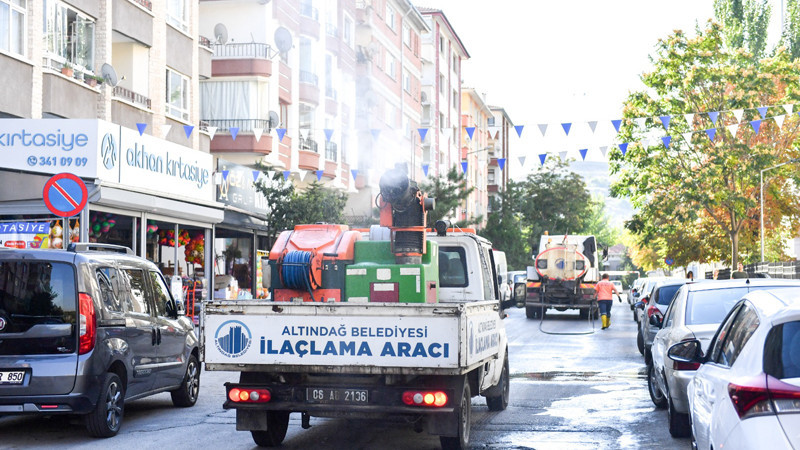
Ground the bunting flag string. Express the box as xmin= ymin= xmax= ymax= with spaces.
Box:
xmin=183 ymin=125 xmax=194 ymax=139
xmin=253 ymin=127 xmax=263 ymax=142
xmin=498 ymin=158 xmax=506 ymax=170
xmin=136 ymin=123 xmax=147 ymax=136
xmin=229 ymin=127 xmax=239 ymax=141
xmin=514 ymin=125 xmax=524 ymax=138
xmin=588 ymin=121 xmax=598 ymax=133
xmin=161 ymin=124 xmax=172 ymax=139
xmin=351 ymin=169 xmax=358 ymax=180
xmin=561 ymin=123 xmax=572 ymax=136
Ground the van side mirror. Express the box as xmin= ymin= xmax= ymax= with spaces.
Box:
xmin=513 ymin=282 xmax=526 ymax=308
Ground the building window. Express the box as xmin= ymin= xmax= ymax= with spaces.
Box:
xmin=1 ymin=0 xmax=25 ymax=56
xmin=403 ymin=70 xmax=410 ymax=93
xmin=385 ymin=104 xmax=395 ymax=127
xmin=43 ymin=1 xmax=95 ymax=72
xmin=166 ymin=0 xmax=189 ymax=33
xmin=452 ymin=89 xmax=457 ymax=109
xmin=385 ymin=4 xmax=395 ymax=31
xmin=488 ymin=117 xmax=495 ymax=127
xmin=166 ymin=68 xmax=189 ymax=121
xmin=488 ymin=169 xmax=495 ymax=185
xmin=403 ymin=24 xmax=410 ymax=47
xmin=439 ymin=35 xmax=445 ymax=52
xmin=452 ymin=53 xmax=458 ymax=68
xmin=440 ymin=113 xmax=445 ymax=128
xmin=343 ymin=15 xmax=353 ymax=48
xmin=439 ymin=74 xmax=445 ymax=94
xmin=299 ymin=103 xmax=315 ymax=129
xmin=385 ymin=54 xmax=395 ymax=79
xmin=279 ymin=102 xmax=288 ymax=129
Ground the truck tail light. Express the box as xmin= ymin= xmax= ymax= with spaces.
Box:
xmin=228 ymin=388 xmax=272 ymax=403
xmin=402 ymin=390 xmax=447 ymax=407
xmin=78 ymin=293 xmax=96 ymax=355
xmin=729 ymin=374 xmax=800 ymax=419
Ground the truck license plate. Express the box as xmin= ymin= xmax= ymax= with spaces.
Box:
xmin=0 ymin=371 xmax=24 ymax=385
xmin=306 ymin=388 xmax=368 ymax=404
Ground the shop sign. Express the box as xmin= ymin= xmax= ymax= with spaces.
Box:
xmin=0 ymin=220 xmax=77 ymax=249
xmin=216 ymin=160 xmax=269 ymax=214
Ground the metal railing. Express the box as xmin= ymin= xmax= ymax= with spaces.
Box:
xmin=299 ymin=2 xmax=319 ymax=20
xmin=130 ymin=0 xmax=152 ymax=11
xmin=113 ymin=86 xmax=152 ymax=109
xmin=199 ymin=36 xmax=212 ymax=49
xmin=299 ymin=138 xmax=318 ymax=153
xmin=211 ymin=43 xmax=273 ymax=59
xmin=325 ymin=141 xmax=338 ymax=161
xmin=299 ymin=70 xmax=318 ymax=85
xmin=325 ymin=86 xmax=338 ymax=100
xmin=203 ymin=119 xmax=272 ymax=132
xmin=326 ymin=23 xmax=339 ymax=37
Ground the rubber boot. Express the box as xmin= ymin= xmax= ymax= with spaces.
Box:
xmin=601 ymin=314 xmax=609 ymax=330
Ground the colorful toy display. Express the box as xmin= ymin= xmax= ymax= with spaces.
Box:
xmin=89 ymin=212 xmax=116 ymax=240
xmin=185 ymin=232 xmax=205 ymax=267
xmin=158 ymin=229 xmax=190 ymax=247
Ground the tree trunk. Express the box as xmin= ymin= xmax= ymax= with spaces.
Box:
xmin=730 ymin=229 xmax=739 ymax=272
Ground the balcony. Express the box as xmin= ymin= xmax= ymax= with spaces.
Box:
xmin=211 ymin=43 xmax=274 ymax=77
xmin=325 ymin=86 xmax=338 ymax=115
xmin=299 ymin=1 xmax=320 ymax=39
xmin=130 ymin=0 xmax=152 ymax=10
xmin=298 ymin=70 xmax=320 ymax=105
xmin=113 ymin=86 xmax=151 ymax=110
xmin=298 ymin=139 xmax=320 ymax=171
xmin=279 ymin=62 xmax=292 ymax=103
xmin=323 ymin=159 xmax=337 ymax=179
xmin=299 ymin=137 xmax=319 ymax=153
xmin=205 ymin=119 xmax=274 ymax=155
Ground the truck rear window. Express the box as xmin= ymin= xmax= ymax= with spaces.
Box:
xmin=439 ymin=247 xmax=467 ymax=288
xmin=0 ymin=261 xmax=77 ymax=355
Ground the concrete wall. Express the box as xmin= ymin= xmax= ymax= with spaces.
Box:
xmin=41 ymin=73 xmax=99 ymax=118
xmin=166 ymin=26 xmax=194 ymax=76
xmin=0 ymin=55 xmax=33 ymax=117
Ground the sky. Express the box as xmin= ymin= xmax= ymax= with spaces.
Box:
xmin=422 ymin=0 xmax=785 ymax=179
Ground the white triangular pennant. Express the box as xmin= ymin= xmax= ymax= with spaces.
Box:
xmin=640 ymin=138 xmax=650 ymax=148
xmin=161 ymin=124 xmax=172 ymax=139
xmin=599 ymin=146 xmax=608 ymax=157
xmin=682 ymin=132 xmax=694 ymax=146
xmin=587 ymin=121 xmax=598 ymax=133
xmin=683 ymin=113 xmax=694 ymax=127
xmin=297 ymin=170 xmax=307 ymax=181
xmin=559 ymin=151 xmax=568 ymax=160
xmin=253 ymin=128 xmax=263 ymax=142
xmin=774 ymin=114 xmax=786 ymax=130
xmin=518 ymin=156 xmax=526 ymax=166
xmin=207 ymin=126 xmax=218 ymax=140
xmin=299 ymin=128 xmax=309 ymax=140
xmin=732 ymin=109 xmax=744 ymax=123
xmin=783 ymin=104 xmax=794 ymax=115
xmin=635 ymin=117 xmax=647 ymax=130
xmin=726 ymin=123 xmax=739 ymax=137
xmin=266 ymin=170 xmax=275 ymax=179
xmin=538 ymin=124 xmax=548 ymax=136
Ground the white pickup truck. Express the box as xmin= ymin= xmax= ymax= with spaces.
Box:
xmin=203 ymin=229 xmax=520 ymax=449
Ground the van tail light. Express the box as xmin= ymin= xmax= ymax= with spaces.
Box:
xmin=647 ymin=304 xmax=660 ymax=319
xmin=228 ymin=387 xmax=271 ymax=403
xmin=78 ymin=293 xmax=96 ymax=355
xmin=672 ymin=361 xmax=701 ymax=371
xmin=402 ymin=390 xmax=448 ymax=407
xmin=728 ymin=374 xmax=800 ymax=419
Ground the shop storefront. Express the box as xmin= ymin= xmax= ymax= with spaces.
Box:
xmin=213 ymin=159 xmax=271 ymax=300
xmin=0 ymin=119 xmax=223 ymax=305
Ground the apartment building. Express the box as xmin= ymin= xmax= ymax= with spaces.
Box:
xmin=418 ymin=7 xmax=468 ymax=180
xmin=487 ymin=106 xmax=513 ymax=212
xmin=460 ymin=88 xmax=490 ymax=226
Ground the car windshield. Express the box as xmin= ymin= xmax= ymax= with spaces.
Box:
xmin=686 ymin=286 xmax=797 ymax=325
xmin=656 ymin=284 xmax=683 ymax=306
xmin=765 ymin=321 xmax=800 ymax=380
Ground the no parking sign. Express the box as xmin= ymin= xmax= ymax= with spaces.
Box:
xmin=43 ymin=173 xmax=88 ymax=217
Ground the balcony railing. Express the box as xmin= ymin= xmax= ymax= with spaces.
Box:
xmin=203 ymin=119 xmax=273 ymax=132
xmin=299 ymin=2 xmax=319 ymax=21
xmin=113 ymin=86 xmax=152 ymax=109
xmin=211 ymin=43 xmax=273 ymax=59
xmin=299 ymin=70 xmax=318 ymax=85
xmin=325 ymin=141 xmax=338 ymax=161
xmin=130 ymin=0 xmax=152 ymax=11
xmin=326 ymin=23 xmax=339 ymax=37
xmin=199 ymin=36 xmax=212 ymax=49
xmin=299 ymin=138 xmax=319 ymax=153
xmin=325 ymin=86 xmax=338 ymax=100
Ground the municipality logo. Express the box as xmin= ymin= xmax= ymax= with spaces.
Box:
xmin=100 ymin=133 xmax=117 ymax=170
xmin=214 ymin=320 xmax=252 ymax=358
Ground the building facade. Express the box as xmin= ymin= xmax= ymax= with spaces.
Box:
xmin=460 ymin=88 xmax=491 ymax=226
xmin=487 ymin=106 xmax=513 ymax=212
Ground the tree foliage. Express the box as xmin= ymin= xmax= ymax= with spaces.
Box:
xmin=714 ymin=0 xmax=771 ymax=59
xmin=478 ymin=181 xmax=529 ymax=270
xmin=781 ymin=0 xmax=800 ymax=60
xmin=419 ymin=166 xmax=476 ymax=227
xmin=610 ymin=22 xmax=800 ymax=269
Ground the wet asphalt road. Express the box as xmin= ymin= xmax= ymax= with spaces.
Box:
xmin=0 ymin=299 xmax=690 ymax=449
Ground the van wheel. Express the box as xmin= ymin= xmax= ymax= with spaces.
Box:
xmin=486 ymin=356 xmax=509 ymax=411
xmin=171 ymin=354 xmax=200 ymax=407
xmin=440 ymin=378 xmax=471 ymax=450
xmin=85 ymin=372 xmax=125 ymax=437
xmin=251 ymin=411 xmax=290 ymax=447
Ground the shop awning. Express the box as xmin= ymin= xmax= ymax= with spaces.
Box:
xmin=91 ymin=185 xmax=225 ymax=224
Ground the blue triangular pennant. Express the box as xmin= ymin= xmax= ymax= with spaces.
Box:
xmin=561 ymin=123 xmax=572 ymax=136
xmin=750 ymin=119 xmax=762 ymax=134
xmin=498 ymin=158 xmax=506 ymax=170
xmin=465 ymin=127 xmax=476 ymax=140
xmin=351 ymin=169 xmax=358 ymax=180
xmin=422 ymin=164 xmax=429 ymax=176
xmin=707 ymin=111 xmax=719 ymax=125
xmin=276 ymin=128 xmax=286 ymax=142
xmin=230 ymin=127 xmax=239 ymax=140
xmin=461 ymin=161 xmax=468 ymax=174
xmin=611 ymin=119 xmax=622 ymax=132
xmin=418 ymin=128 xmax=428 ymax=141
xmin=659 ymin=115 xmax=671 ymax=130
xmin=282 ymin=170 xmax=291 ymax=180
xmin=371 ymin=129 xmax=381 ymax=140
xmin=662 ymin=136 xmax=671 ymax=148
xmin=252 ymin=170 xmax=260 ymax=182
xmin=316 ymin=170 xmax=323 ymax=181
xmin=705 ymin=128 xmax=717 ymax=141
xmin=183 ymin=125 xmax=194 ymax=138
xmin=619 ymin=143 xmax=629 ymax=155
xmin=579 ymin=149 xmax=588 ymax=160
xmin=222 ymin=170 xmax=229 ymax=181
xmin=324 ymin=129 xmax=334 ymax=142
xmin=514 ymin=125 xmax=524 ymax=137
xmin=136 ymin=123 xmax=147 ymax=136
xmin=757 ymin=107 xmax=768 ymax=119
xmin=539 ymin=154 xmax=547 ymax=166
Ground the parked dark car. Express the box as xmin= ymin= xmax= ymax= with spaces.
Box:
xmin=639 ymin=278 xmax=687 ymax=363
xmin=0 ymin=244 xmax=200 ymax=437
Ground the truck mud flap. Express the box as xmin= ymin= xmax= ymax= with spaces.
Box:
xmin=237 ymin=409 xmax=268 ymax=431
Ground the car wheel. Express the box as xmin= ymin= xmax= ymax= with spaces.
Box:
xmin=633 ymin=309 xmax=637 ymax=321
xmin=171 ymin=354 xmax=200 ymax=407
xmin=647 ymin=364 xmax=667 ymax=409
xmin=440 ymin=378 xmax=471 ymax=450
xmin=668 ymin=395 xmax=692 ymax=437
xmin=579 ymin=308 xmax=589 ymax=320
xmin=525 ymin=306 xmax=536 ymax=319
xmin=644 ymin=345 xmax=652 ymax=366
xmin=486 ymin=356 xmax=509 ymax=411
xmin=85 ymin=372 xmax=125 ymax=437
xmin=251 ymin=411 xmax=290 ymax=447
xmin=637 ymin=330 xmax=645 ymax=355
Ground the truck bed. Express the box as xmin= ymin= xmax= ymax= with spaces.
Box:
xmin=203 ymin=300 xmax=503 ymax=376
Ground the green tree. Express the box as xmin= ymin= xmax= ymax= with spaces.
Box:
xmin=419 ymin=166 xmax=476 ymax=227
xmin=781 ymin=0 xmax=800 ymax=59
xmin=714 ymin=0 xmax=772 ymax=59
xmin=610 ymin=23 xmax=800 ymax=269
xmin=254 ymin=165 xmax=297 ymax=248
xmin=479 ymin=181 xmax=529 ymax=270
xmin=584 ymin=195 xmax=622 ymax=250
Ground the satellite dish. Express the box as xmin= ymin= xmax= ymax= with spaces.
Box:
xmin=268 ymin=111 xmax=280 ymax=129
xmin=214 ymin=23 xmax=229 ymax=44
xmin=274 ymin=27 xmax=292 ymax=53
xmin=101 ymin=63 xmax=119 ymax=87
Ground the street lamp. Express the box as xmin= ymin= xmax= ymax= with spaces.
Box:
xmin=760 ymin=158 xmax=800 ymax=261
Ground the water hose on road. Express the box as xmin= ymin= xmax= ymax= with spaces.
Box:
xmin=536 ymin=299 xmax=599 ymax=336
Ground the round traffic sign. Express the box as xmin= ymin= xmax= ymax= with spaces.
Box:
xmin=43 ymin=173 xmax=88 ymax=217
xmin=665 ymin=257 xmax=674 ymax=266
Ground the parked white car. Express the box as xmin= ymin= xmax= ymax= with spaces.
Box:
xmin=669 ymin=288 xmax=800 ymax=449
